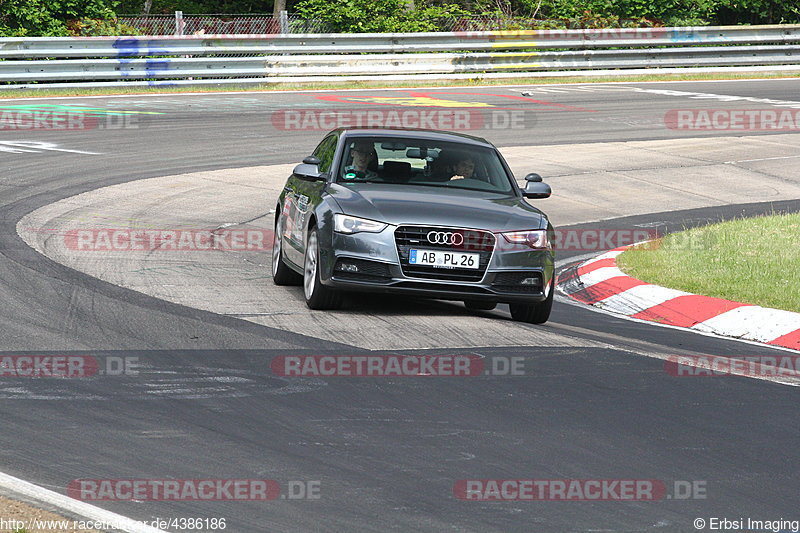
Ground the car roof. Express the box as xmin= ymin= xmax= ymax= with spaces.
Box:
xmin=333 ymin=128 xmax=495 ymax=148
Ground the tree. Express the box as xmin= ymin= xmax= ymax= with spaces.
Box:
xmin=294 ymin=0 xmax=467 ymax=32
xmin=718 ymin=0 xmax=800 ymax=24
xmin=0 ymin=0 xmax=120 ymax=36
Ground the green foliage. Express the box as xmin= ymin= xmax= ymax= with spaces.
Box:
xmin=562 ymin=11 xmax=655 ymax=28
xmin=423 ymin=0 xmax=798 ymax=25
xmin=295 ymin=0 xmax=469 ymax=32
xmin=68 ymin=18 xmax=142 ymax=35
xmin=662 ymin=15 xmax=709 ymax=25
xmin=114 ymin=0 xmax=273 ymax=15
xmin=4 ymin=0 xmax=799 ymax=36
xmin=717 ymin=0 xmax=800 ymax=24
xmin=0 ymin=0 xmax=120 ymax=36
xmin=293 ymin=0 xmax=721 ymax=30
xmin=530 ymin=0 xmax=714 ymax=25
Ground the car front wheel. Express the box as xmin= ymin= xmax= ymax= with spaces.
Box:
xmin=304 ymin=227 xmax=343 ymax=310
xmin=509 ymin=280 xmax=553 ymax=324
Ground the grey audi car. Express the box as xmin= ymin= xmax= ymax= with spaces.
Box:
xmin=272 ymin=128 xmax=555 ymax=323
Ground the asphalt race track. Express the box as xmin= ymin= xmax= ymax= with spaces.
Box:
xmin=0 ymin=79 xmax=799 ymax=532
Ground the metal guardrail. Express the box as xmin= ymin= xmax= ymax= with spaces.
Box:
xmin=0 ymin=25 xmax=798 ymax=88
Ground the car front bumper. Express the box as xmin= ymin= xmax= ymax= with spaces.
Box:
xmin=319 ymin=227 xmax=554 ymax=303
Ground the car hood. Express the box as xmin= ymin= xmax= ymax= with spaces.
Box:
xmin=327 ymin=183 xmax=546 ymax=231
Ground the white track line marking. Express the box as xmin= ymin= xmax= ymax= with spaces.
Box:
xmin=725 ymin=155 xmax=800 ymax=164
xmin=0 ymin=471 xmax=165 ymax=533
xmin=0 ymin=141 xmax=100 ymax=155
xmin=0 ymin=77 xmax=798 ymax=102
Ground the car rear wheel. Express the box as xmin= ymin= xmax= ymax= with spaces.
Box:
xmin=509 ymin=280 xmax=553 ymax=324
xmin=304 ymin=227 xmax=343 ymax=310
xmin=464 ymin=300 xmax=497 ymax=311
xmin=272 ymin=212 xmax=302 ymax=286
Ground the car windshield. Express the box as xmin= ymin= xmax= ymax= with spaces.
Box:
xmin=337 ymin=136 xmax=517 ymax=194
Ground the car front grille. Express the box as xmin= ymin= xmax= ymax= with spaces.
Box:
xmin=394 ymin=225 xmax=495 ymax=282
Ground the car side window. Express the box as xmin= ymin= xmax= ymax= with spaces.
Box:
xmin=312 ymin=135 xmax=338 ymax=174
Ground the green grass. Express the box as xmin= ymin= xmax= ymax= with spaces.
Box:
xmin=1 ymin=70 xmax=799 ymax=99
xmin=617 ymin=213 xmax=800 ymax=313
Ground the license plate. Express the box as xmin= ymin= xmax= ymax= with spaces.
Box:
xmin=408 ymin=249 xmax=480 ymax=269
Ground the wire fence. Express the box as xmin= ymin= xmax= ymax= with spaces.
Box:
xmin=116 ymin=14 xmax=651 ymax=36
xmin=117 ymin=14 xmax=332 ymax=35
xmin=447 ymin=16 xmax=557 ymax=31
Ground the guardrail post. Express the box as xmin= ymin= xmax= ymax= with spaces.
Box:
xmin=175 ymin=11 xmax=185 ymax=37
xmin=279 ymin=10 xmax=289 ymax=35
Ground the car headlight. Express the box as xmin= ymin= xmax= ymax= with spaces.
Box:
xmin=334 ymin=214 xmax=388 ymax=234
xmin=501 ymin=230 xmax=549 ymax=249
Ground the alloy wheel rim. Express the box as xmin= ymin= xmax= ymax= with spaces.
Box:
xmin=272 ymin=217 xmax=282 ymax=276
xmin=304 ymin=232 xmax=317 ymax=300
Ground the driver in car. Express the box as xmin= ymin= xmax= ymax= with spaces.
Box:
xmin=449 ymin=154 xmax=477 ymax=181
xmin=344 ymin=141 xmax=378 ymax=180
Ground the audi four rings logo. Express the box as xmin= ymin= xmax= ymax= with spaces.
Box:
xmin=427 ymin=231 xmax=464 ymax=245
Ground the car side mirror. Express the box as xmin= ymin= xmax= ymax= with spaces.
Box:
xmin=524 ymin=173 xmax=543 ymax=182
xmin=522 ymin=180 xmax=551 ymax=199
xmin=293 ymin=162 xmax=326 ymax=181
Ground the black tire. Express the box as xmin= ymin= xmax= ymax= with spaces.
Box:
xmin=272 ymin=211 xmax=302 ymax=286
xmin=509 ymin=280 xmax=554 ymax=324
xmin=303 ymin=227 xmax=343 ymax=310
xmin=464 ymin=300 xmax=497 ymax=311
